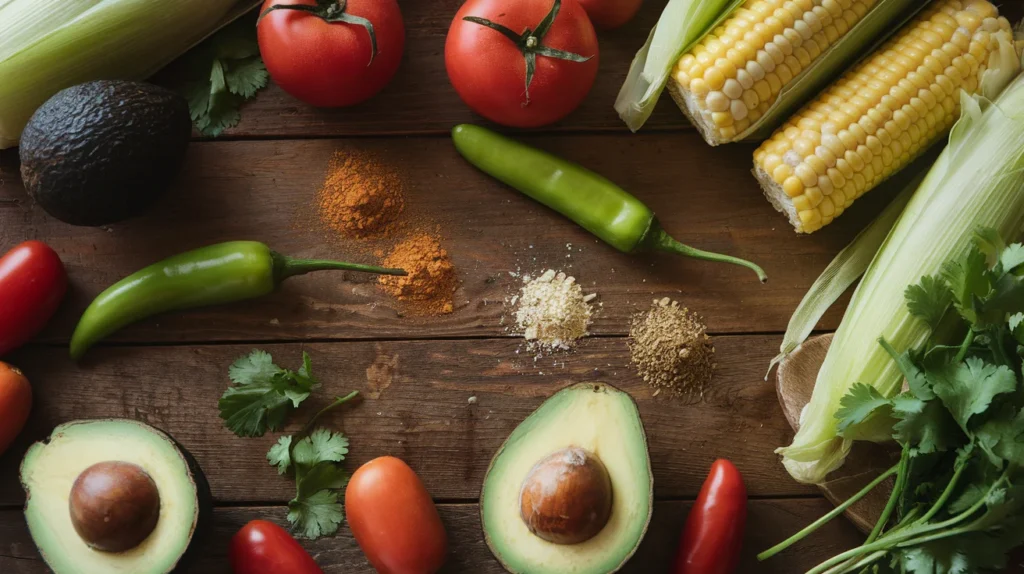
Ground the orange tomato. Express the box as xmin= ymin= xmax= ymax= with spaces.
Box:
xmin=345 ymin=457 xmax=447 ymax=574
xmin=0 ymin=362 xmax=31 ymax=456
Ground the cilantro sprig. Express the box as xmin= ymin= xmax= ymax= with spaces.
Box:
xmin=219 ymin=350 xmax=319 ymax=437
xmin=268 ymin=391 xmax=360 ymax=539
xmin=761 ymin=229 xmax=1024 ymax=573
xmin=170 ymin=13 xmax=269 ymax=137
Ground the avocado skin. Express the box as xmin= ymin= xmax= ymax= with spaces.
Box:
xmin=19 ymin=80 xmax=191 ymax=226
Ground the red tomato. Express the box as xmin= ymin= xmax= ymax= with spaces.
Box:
xmin=346 ymin=457 xmax=447 ymax=574
xmin=577 ymin=0 xmax=643 ymax=30
xmin=0 ymin=241 xmax=67 ymax=357
xmin=230 ymin=520 xmax=323 ymax=574
xmin=445 ymin=0 xmax=599 ymax=128
xmin=673 ymin=459 xmax=747 ymax=574
xmin=257 ymin=0 xmax=405 ymax=107
xmin=0 ymin=362 xmax=31 ymax=457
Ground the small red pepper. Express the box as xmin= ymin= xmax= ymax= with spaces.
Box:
xmin=673 ymin=459 xmax=747 ymax=574
xmin=0 ymin=241 xmax=67 ymax=357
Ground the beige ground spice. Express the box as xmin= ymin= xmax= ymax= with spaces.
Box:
xmin=317 ymin=151 xmax=404 ymax=238
xmin=629 ymin=298 xmax=715 ymax=395
xmin=513 ymin=270 xmax=596 ymax=352
xmin=378 ymin=233 xmax=457 ymax=316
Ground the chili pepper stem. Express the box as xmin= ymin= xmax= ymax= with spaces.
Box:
xmin=648 ymin=225 xmax=767 ymax=283
xmin=273 ymin=253 xmax=407 ymax=281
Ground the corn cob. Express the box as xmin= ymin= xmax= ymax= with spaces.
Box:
xmin=754 ymin=0 xmax=1017 ymax=234
xmin=668 ymin=0 xmax=923 ymax=145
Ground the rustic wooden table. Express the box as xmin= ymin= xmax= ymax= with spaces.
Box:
xmin=6 ymin=1 xmax=1024 ymax=572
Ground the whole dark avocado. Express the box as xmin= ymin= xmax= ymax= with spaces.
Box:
xmin=19 ymin=81 xmax=191 ymax=226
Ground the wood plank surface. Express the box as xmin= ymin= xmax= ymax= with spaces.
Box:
xmin=0 ymin=499 xmax=867 ymax=574
xmin=0 ymin=134 xmax=904 ymax=343
xmin=0 ymin=335 xmax=815 ymax=505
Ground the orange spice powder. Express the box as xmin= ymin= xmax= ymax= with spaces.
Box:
xmin=378 ymin=232 xmax=457 ymax=316
xmin=317 ymin=151 xmax=404 ymax=238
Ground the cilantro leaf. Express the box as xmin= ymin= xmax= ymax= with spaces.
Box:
xmin=836 ymin=383 xmax=892 ymax=437
xmin=293 ymin=429 xmax=349 ymax=470
xmin=225 ymin=57 xmax=269 ymax=99
xmin=297 ymin=462 xmax=350 ymax=498
xmin=268 ymin=436 xmax=293 ymax=475
xmin=287 ymin=489 xmax=344 ymax=539
xmin=1010 ymin=313 xmax=1024 ymax=345
xmin=229 ymin=349 xmax=281 ymax=385
xmin=1000 ymin=243 xmax=1024 ymax=275
xmin=167 ymin=14 xmax=268 ymax=137
xmin=219 ymin=350 xmax=318 ymax=437
xmin=942 ymin=246 xmax=989 ymax=321
xmin=892 ymin=395 xmax=961 ymax=455
xmin=881 ymin=338 xmax=932 ymax=399
xmin=930 ymin=357 xmax=1016 ymax=432
xmin=977 ymin=408 xmax=1024 ymax=467
xmin=906 ymin=275 xmax=954 ymax=330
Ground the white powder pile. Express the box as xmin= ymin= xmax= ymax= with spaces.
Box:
xmin=513 ymin=270 xmax=596 ymax=352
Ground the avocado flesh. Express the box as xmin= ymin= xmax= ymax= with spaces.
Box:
xmin=481 ymin=383 xmax=653 ymax=574
xmin=21 ymin=419 xmax=199 ymax=574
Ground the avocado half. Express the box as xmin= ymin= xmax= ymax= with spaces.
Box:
xmin=481 ymin=383 xmax=653 ymax=574
xmin=20 ymin=419 xmax=205 ymax=574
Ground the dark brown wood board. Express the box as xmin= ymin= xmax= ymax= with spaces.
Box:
xmin=5 ymin=1 xmax=1024 ymax=572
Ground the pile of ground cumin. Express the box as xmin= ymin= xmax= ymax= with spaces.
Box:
xmin=378 ymin=233 xmax=457 ymax=316
xmin=317 ymin=151 xmax=404 ymax=238
xmin=629 ymin=298 xmax=715 ymax=396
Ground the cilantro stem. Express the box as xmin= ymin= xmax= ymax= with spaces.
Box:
xmin=866 ymin=447 xmax=909 ymax=544
xmin=805 ymin=468 xmax=1011 ymax=574
xmin=954 ymin=328 xmax=975 ymax=363
xmin=758 ymin=463 xmax=899 ymax=562
xmin=821 ymin=550 xmax=886 ymax=574
xmin=914 ymin=460 xmax=966 ymax=524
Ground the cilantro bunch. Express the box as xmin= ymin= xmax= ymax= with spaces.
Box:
xmin=220 ymin=350 xmax=359 ymax=539
xmin=762 ymin=229 xmax=1024 ymax=574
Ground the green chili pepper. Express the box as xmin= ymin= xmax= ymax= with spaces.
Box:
xmin=451 ymin=124 xmax=767 ymax=282
xmin=70 ymin=241 xmax=406 ymax=359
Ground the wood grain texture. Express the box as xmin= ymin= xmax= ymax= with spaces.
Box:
xmin=0 ymin=335 xmax=814 ymax=505
xmin=0 ymin=499 xmax=867 ymax=573
xmin=0 ymin=134 xmax=904 ymax=343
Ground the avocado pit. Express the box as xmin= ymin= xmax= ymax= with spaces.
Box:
xmin=69 ymin=461 xmax=161 ymax=552
xmin=519 ymin=446 xmax=612 ymax=545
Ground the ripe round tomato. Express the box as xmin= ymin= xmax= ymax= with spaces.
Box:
xmin=257 ymin=0 xmax=405 ymax=107
xmin=0 ymin=362 xmax=30 ymax=457
xmin=230 ymin=520 xmax=323 ymax=574
xmin=0 ymin=240 xmax=67 ymax=357
xmin=445 ymin=0 xmax=599 ymax=128
xmin=346 ymin=457 xmax=447 ymax=574
xmin=577 ymin=0 xmax=643 ymax=30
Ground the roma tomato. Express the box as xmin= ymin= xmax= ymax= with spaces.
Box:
xmin=673 ymin=459 xmax=747 ymax=574
xmin=0 ymin=241 xmax=67 ymax=357
xmin=230 ymin=520 xmax=323 ymax=574
xmin=257 ymin=0 xmax=405 ymax=107
xmin=577 ymin=0 xmax=642 ymax=30
xmin=0 ymin=362 xmax=30 ymax=457
xmin=445 ymin=0 xmax=599 ymax=128
xmin=346 ymin=457 xmax=447 ymax=574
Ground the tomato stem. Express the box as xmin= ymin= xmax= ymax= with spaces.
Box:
xmin=259 ymin=0 xmax=379 ymax=66
xmin=461 ymin=0 xmax=593 ymax=104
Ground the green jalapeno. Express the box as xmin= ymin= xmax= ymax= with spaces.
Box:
xmin=451 ymin=124 xmax=766 ymax=282
xmin=70 ymin=241 xmax=405 ymax=359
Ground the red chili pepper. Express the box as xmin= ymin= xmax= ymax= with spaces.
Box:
xmin=673 ymin=459 xmax=747 ymax=574
xmin=0 ymin=241 xmax=67 ymax=357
